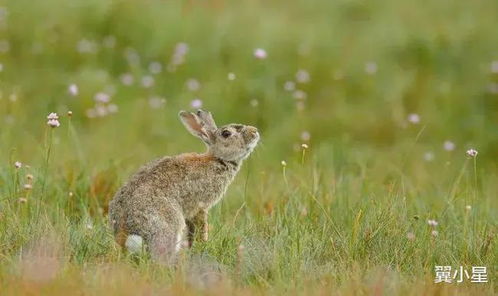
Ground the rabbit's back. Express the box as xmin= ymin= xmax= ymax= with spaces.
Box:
xmin=109 ymin=153 xmax=239 ymax=237
xmin=109 ymin=156 xmax=173 ymax=239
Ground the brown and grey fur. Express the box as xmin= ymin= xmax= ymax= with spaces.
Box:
xmin=108 ymin=109 xmax=259 ymax=263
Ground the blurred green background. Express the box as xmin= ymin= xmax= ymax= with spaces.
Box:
xmin=1 ymin=0 xmax=497 ymax=163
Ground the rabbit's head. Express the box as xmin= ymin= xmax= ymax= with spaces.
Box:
xmin=179 ymin=110 xmax=259 ymax=162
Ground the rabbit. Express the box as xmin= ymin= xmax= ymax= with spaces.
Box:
xmin=108 ymin=109 xmax=259 ymax=264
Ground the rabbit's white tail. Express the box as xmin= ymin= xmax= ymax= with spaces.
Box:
xmin=125 ymin=234 xmax=144 ymax=253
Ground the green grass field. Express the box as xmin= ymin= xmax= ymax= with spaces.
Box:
xmin=0 ymin=0 xmax=497 ymax=294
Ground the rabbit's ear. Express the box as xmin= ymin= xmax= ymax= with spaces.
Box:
xmin=179 ymin=111 xmax=213 ymax=144
xmin=195 ymin=109 xmax=217 ymax=131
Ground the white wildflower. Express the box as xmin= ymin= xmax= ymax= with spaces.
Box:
xmin=293 ymin=90 xmax=307 ymax=100
xmin=94 ymin=92 xmax=111 ymax=103
xmin=491 ymin=60 xmax=498 ymax=74
xmin=424 ymin=152 xmax=435 ymax=162
xmin=47 ymin=113 xmax=59 ymax=120
xmin=148 ymin=61 xmax=162 ymax=74
xmin=466 ymin=149 xmax=478 ymax=157
xmin=284 ymin=81 xmax=296 ymax=92
xmin=427 ymin=219 xmax=438 ymax=227
xmin=300 ymin=131 xmax=311 ymax=142
xmin=47 ymin=119 xmax=60 ymax=128
xmin=254 ymin=48 xmax=267 ymax=59
xmin=443 ymin=140 xmax=455 ymax=151
xmin=407 ymin=113 xmax=420 ymax=124
xmin=68 ymin=84 xmax=78 ymax=96
xmin=190 ymin=99 xmax=203 ymax=109
xmin=141 ymin=75 xmax=155 ymax=88
xmin=186 ymin=78 xmax=200 ymax=92
xmin=365 ymin=62 xmax=377 ymax=74
xmin=47 ymin=112 xmax=60 ymax=128
xmin=120 ymin=73 xmax=134 ymax=86
xmin=295 ymin=69 xmax=310 ymax=83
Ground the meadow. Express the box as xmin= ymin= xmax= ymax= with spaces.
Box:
xmin=0 ymin=0 xmax=497 ymax=294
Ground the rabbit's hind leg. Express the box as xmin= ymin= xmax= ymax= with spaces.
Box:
xmin=146 ymin=210 xmax=186 ymax=265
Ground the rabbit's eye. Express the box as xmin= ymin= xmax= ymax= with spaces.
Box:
xmin=221 ymin=130 xmax=231 ymax=138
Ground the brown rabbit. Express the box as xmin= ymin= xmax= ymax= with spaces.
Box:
xmin=108 ymin=109 xmax=259 ymax=263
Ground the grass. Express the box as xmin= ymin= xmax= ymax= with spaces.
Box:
xmin=0 ymin=0 xmax=497 ymax=294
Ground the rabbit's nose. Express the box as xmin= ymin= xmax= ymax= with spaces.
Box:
xmin=243 ymin=126 xmax=259 ymax=142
